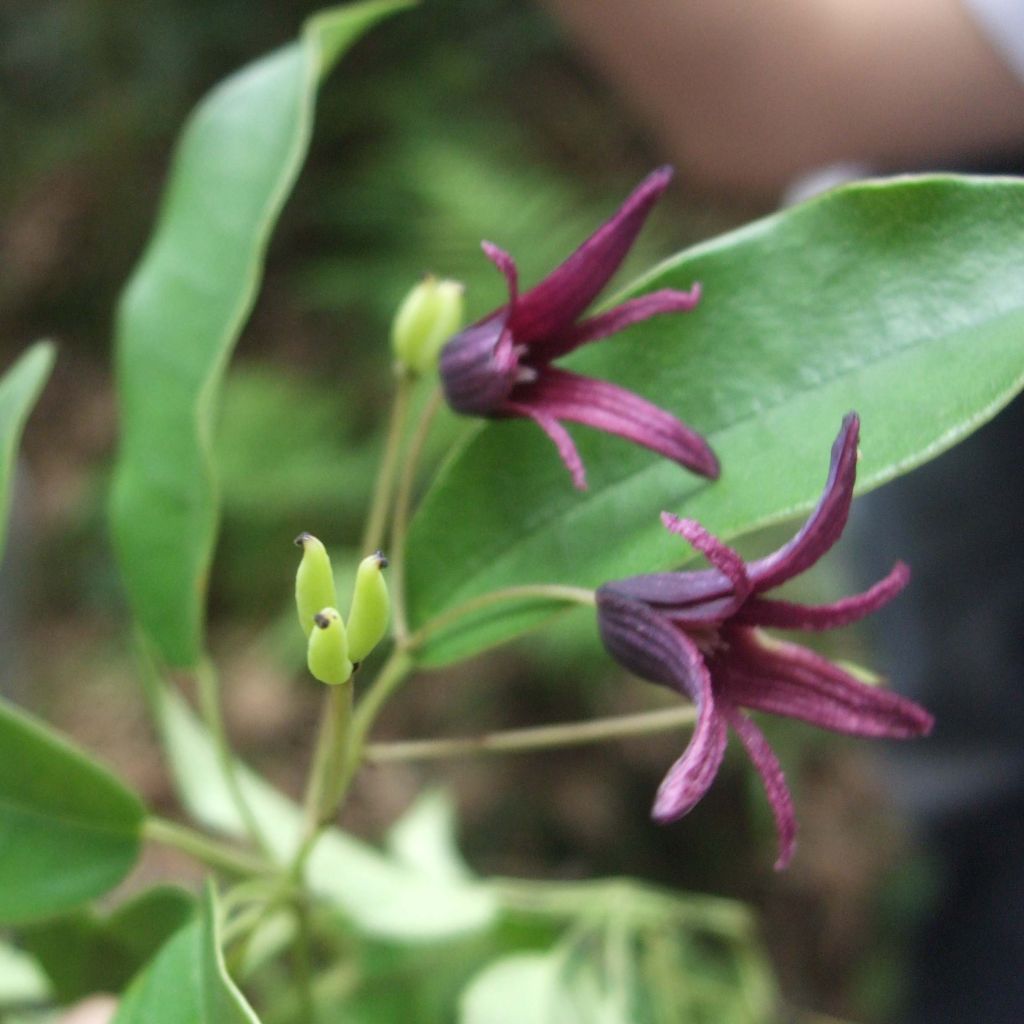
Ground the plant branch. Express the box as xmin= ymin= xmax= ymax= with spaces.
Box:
xmin=404 ymin=583 xmax=596 ymax=652
xmin=341 ymin=650 xmax=414 ymax=786
xmin=143 ymin=817 xmax=274 ymax=877
xmin=301 ymin=681 xmax=354 ymax=835
xmin=389 ymin=385 xmax=443 ymax=642
xmin=195 ymin=657 xmax=272 ymax=858
xmin=365 ymin=704 xmax=697 ymax=762
xmin=361 ymin=369 xmax=415 ymax=555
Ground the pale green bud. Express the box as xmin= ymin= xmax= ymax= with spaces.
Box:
xmin=346 ymin=551 xmax=390 ymax=663
xmin=391 ymin=275 xmax=464 ymax=375
xmin=295 ymin=533 xmax=338 ymax=637
xmin=307 ymin=607 xmax=353 ymax=685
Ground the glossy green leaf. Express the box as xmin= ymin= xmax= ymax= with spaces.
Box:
xmin=0 ymin=699 xmax=145 ymax=924
xmin=140 ymin=668 xmax=496 ymax=939
xmin=0 ymin=343 xmax=54 ymax=567
xmin=110 ymin=0 xmax=412 ymax=668
xmin=114 ymin=884 xmax=258 ymax=1024
xmin=406 ymin=176 xmax=1024 ymax=664
xmin=19 ymin=887 xmax=195 ymax=1003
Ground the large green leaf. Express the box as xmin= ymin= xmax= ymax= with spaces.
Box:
xmin=19 ymin=886 xmax=195 ymax=1003
xmin=140 ymin=669 xmax=496 ymax=939
xmin=0 ymin=343 xmax=54 ymax=567
xmin=110 ymin=0 xmax=412 ymax=668
xmin=406 ymin=176 xmax=1024 ymax=665
xmin=0 ymin=699 xmax=145 ymax=924
xmin=114 ymin=884 xmax=258 ymax=1024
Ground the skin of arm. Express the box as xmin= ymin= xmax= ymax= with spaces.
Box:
xmin=544 ymin=0 xmax=1024 ymax=199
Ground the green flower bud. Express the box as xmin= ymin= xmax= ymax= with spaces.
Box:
xmin=307 ymin=607 xmax=353 ymax=685
xmin=391 ymin=275 xmax=464 ymax=375
xmin=295 ymin=532 xmax=338 ymax=637
xmin=346 ymin=551 xmax=390 ymax=663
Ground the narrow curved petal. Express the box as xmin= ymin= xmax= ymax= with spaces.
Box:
xmin=509 ymin=167 xmax=674 ymax=344
xmin=531 ymin=285 xmax=701 ymax=362
xmin=721 ymin=702 xmax=798 ymax=870
xmin=595 ymin=590 xmax=728 ymax=823
xmin=661 ymin=513 xmax=753 ymax=605
xmin=748 ymin=413 xmax=859 ymax=591
xmin=736 ymin=562 xmax=910 ymax=630
xmin=512 ymin=367 xmax=719 ymax=479
xmin=505 ymin=400 xmax=587 ymax=490
xmin=481 ymin=240 xmax=519 ymax=305
xmin=652 ymin=698 xmax=728 ymax=823
xmin=718 ymin=628 xmax=934 ymax=738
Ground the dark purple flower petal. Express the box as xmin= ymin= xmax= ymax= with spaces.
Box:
xmin=600 ymin=569 xmax=735 ymax=611
xmin=661 ymin=513 xmax=752 ymax=607
xmin=736 ymin=561 xmax=910 ymax=630
xmin=508 ymin=166 xmax=675 ymax=345
xmin=595 ymin=589 xmax=729 ymax=822
xmin=748 ymin=413 xmax=859 ymax=591
xmin=717 ymin=628 xmax=934 ymax=739
xmin=652 ymin=697 xmax=728 ymax=824
xmin=438 ymin=313 xmax=519 ymax=415
xmin=596 ymin=589 xmax=700 ymax=696
xmin=720 ymin=701 xmax=797 ymax=870
xmin=531 ymin=285 xmax=701 ymax=362
xmin=481 ymin=240 xmax=519 ymax=304
xmin=510 ymin=367 xmax=720 ymax=480
xmin=505 ymin=399 xmax=587 ymax=490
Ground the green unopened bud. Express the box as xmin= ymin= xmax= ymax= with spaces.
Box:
xmin=295 ymin=533 xmax=337 ymax=637
xmin=346 ymin=551 xmax=390 ymax=663
xmin=307 ymin=607 xmax=353 ymax=685
xmin=391 ymin=275 xmax=464 ymax=375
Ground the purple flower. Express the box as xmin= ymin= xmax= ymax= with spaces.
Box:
xmin=596 ymin=413 xmax=933 ymax=868
xmin=439 ymin=167 xmax=719 ymax=489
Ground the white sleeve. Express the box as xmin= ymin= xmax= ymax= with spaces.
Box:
xmin=962 ymin=0 xmax=1024 ymax=82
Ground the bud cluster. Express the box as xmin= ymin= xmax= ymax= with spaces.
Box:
xmin=294 ymin=533 xmax=390 ymax=685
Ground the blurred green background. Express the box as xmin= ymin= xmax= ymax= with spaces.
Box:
xmin=0 ymin=2 xmax=931 ymax=1020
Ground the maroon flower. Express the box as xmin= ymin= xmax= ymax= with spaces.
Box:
xmin=439 ymin=167 xmax=719 ymax=489
xmin=596 ymin=414 xmax=933 ymax=868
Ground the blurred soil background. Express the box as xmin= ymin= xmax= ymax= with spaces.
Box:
xmin=0 ymin=1 xmax=933 ymax=1020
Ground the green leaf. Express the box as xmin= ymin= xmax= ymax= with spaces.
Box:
xmin=463 ymin=883 xmax=779 ymax=1024
xmin=19 ymin=887 xmax=195 ymax=1003
xmin=406 ymin=176 xmax=1024 ymax=664
xmin=0 ymin=343 xmax=54 ymax=567
xmin=0 ymin=698 xmax=145 ymax=925
xmin=110 ymin=0 xmax=413 ymax=668
xmin=386 ymin=788 xmax=474 ymax=882
xmin=113 ymin=884 xmax=258 ymax=1024
xmin=460 ymin=954 xmax=561 ymax=1024
xmin=0 ymin=941 xmax=51 ymax=1006
xmin=140 ymin=669 xmax=496 ymax=940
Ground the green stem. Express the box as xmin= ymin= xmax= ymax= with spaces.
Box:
xmin=143 ymin=817 xmax=273 ymax=877
xmin=301 ymin=681 xmax=354 ymax=836
xmin=389 ymin=385 xmax=442 ymax=642
xmin=195 ymin=657 xmax=273 ymax=859
xmin=292 ymin=901 xmax=317 ymax=1023
xmin=337 ymin=650 xmax=413 ymax=796
xmin=365 ymin=704 xmax=697 ymax=763
xmin=404 ymin=583 xmax=596 ymax=652
xmin=361 ymin=369 xmax=415 ymax=555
